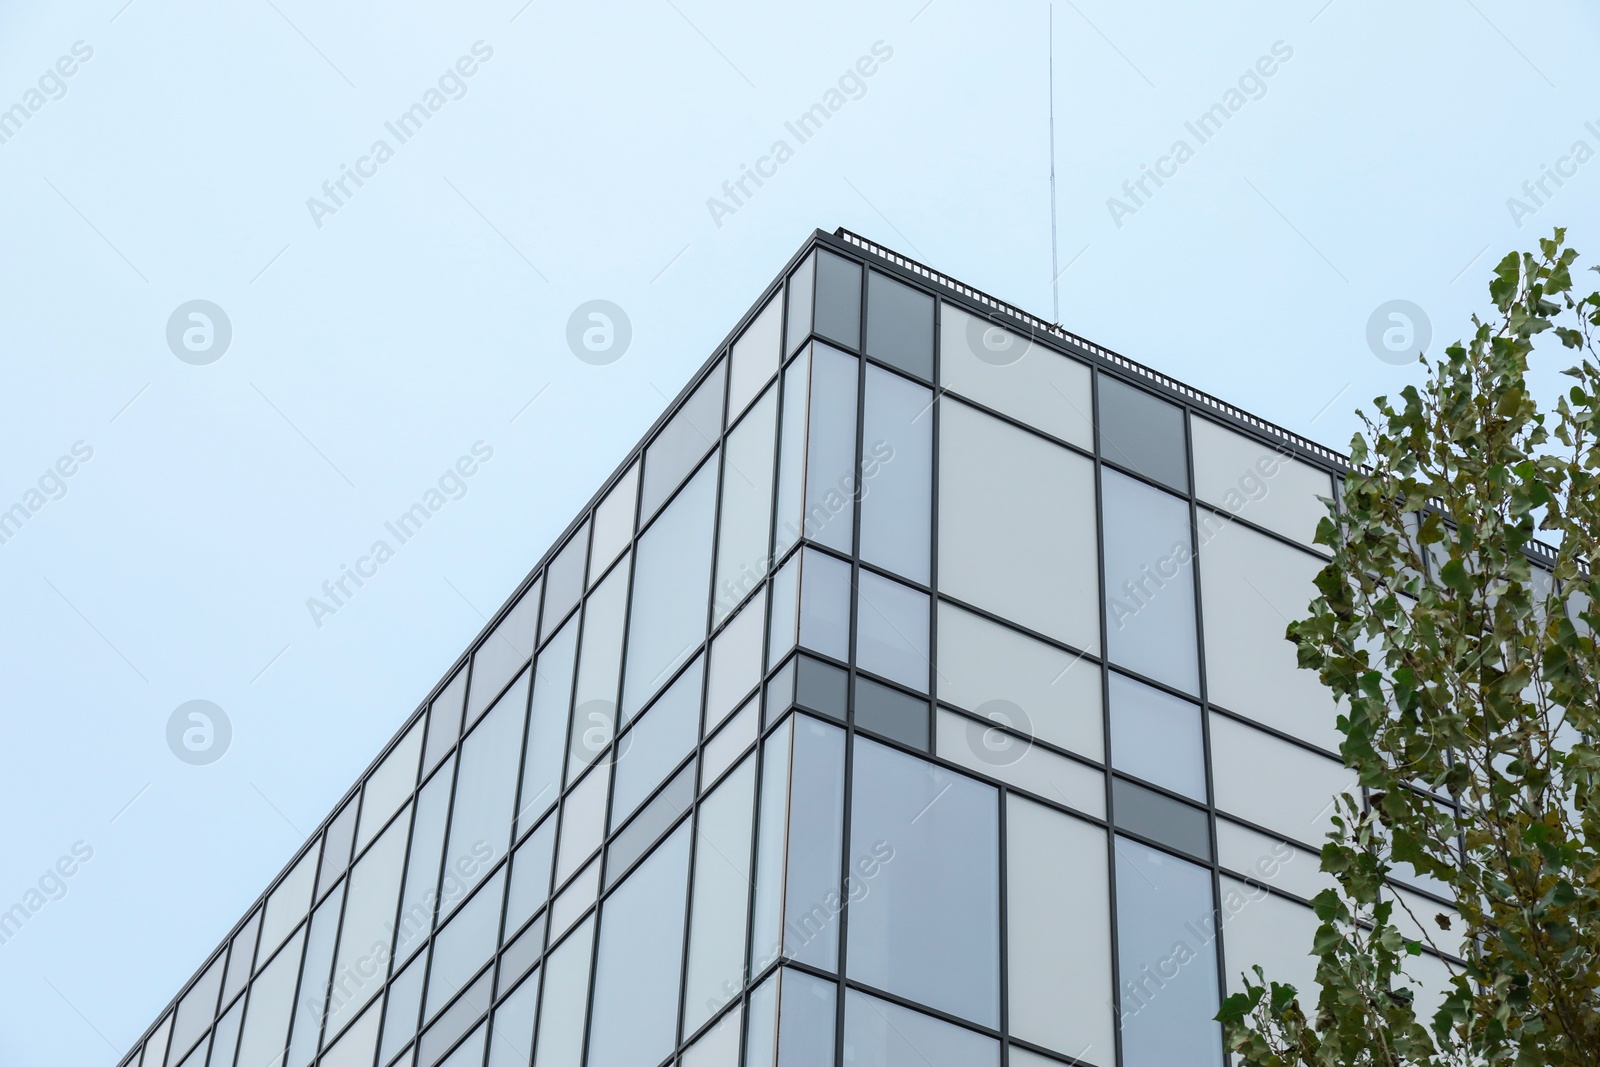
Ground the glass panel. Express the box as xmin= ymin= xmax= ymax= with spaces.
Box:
xmin=860 ymin=365 xmax=932 ymax=582
xmin=483 ymin=966 xmax=539 ymax=1067
xmin=1097 ymin=375 xmax=1190 ymax=493
xmin=540 ymin=521 xmax=589 ymax=642
xmin=317 ymin=801 xmax=358 ymax=901
xmin=813 ymin=251 xmax=862 ymax=350
xmin=504 ymin=816 xmax=556 ymax=937
xmin=285 ymin=889 xmax=341 ymax=1067
xmin=935 ymin=601 xmax=1102 ymax=761
xmin=842 ymin=988 xmax=999 ymax=1067
xmin=1006 ymin=795 xmax=1114 ymax=1060
xmin=795 ymin=656 xmax=848 ymax=722
xmin=748 ymin=716 xmax=792 ymax=975
xmin=143 ymin=1014 xmax=172 ymax=1067
xmin=1209 ymin=713 xmax=1353 ymax=846
xmin=705 ymin=590 xmax=764 ymax=731
xmin=798 ymin=549 xmax=851 ymax=662
xmin=174 ymin=1036 xmax=208 ymax=1067
xmin=170 ymin=954 xmax=224 ymax=1062
xmin=801 ymin=343 xmax=859 ymax=554
xmin=589 ymin=463 xmax=638 ymax=585
xmin=1113 ymin=776 xmax=1212 ymax=860
xmin=417 ymin=974 xmax=490 ymax=1067
xmin=855 ymin=570 xmax=929 ymax=692
xmin=775 ymin=969 xmax=836 ymax=1067
xmin=394 ymin=756 xmax=455 ymax=965
xmin=1109 ymin=672 xmax=1205 ymax=800
xmin=424 ymin=869 xmax=505 ymax=1019
xmin=605 ymin=761 xmax=695 ymax=888
xmin=745 ymin=971 xmax=778 ymax=1067
xmin=766 ymin=554 xmax=799 ymax=667
xmin=622 ymin=458 xmax=717 ymax=719
xmin=443 ymin=671 xmax=529 ymax=913
xmin=784 ymin=253 xmax=815 ymax=356
xmin=548 ymin=857 xmax=599 ymax=942
xmin=423 ymin=669 xmax=466 ymax=777
xmin=259 ymin=848 xmax=317 ymax=966
xmin=772 ymin=355 xmax=811 ymax=559
xmin=777 ymin=718 xmax=845 ymax=971
xmin=325 ymin=811 xmax=409 ymax=1037
xmin=641 ymin=360 xmax=726 ymax=520
xmin=730 ymin=295 xmax=783 ymax=420
xmin=1199 ymin=519 xmax=1339 ymax=749
xmin=208 ymin=997 xmax=243 ymax=1067
xmin=864 ymin=270 xmax=934 ymax=381
xmin=853 ymin=675 xmax=928 ymax=750
xmin=1219 ymin=875 xmax=1320 ymax=1002
xmin=1114 ymin=837 xmax=1223 ymax=1067
xmin=235 ymin=927 xmax=304 ymax=1067
xmin=555 ymin=764 xmax=608 ymax=884
xmin=358 ymin=718 xmax=422 ymax=852
xmin=611 ymin=661 xmax=701 ymax=829
xmin=681 ymin=1003 xmax=742 ymax=1067
xmin=714 ymin=386 xmax=779 ymax=623
xmin=938 ymin=400 xmax=1099 ymax=651
xmin=847 ymin=736 xmax=1000 ymax=1026
xmin=703 ymin=697 xmax=757 ymax=791
xmin=531 ymin=917 xmax=594 ymax=1067
xmin=934 ymin=708 xmax=1105 ymax=818
xmin=465 ymin=581 xmax=539 ymax=728
xmin=1215 ymin=819 xmax=1329 ymax=902
xmin=318 ymin=999 xmax=380 ymax=1067
xmin=497 ymin=915 xmax=544 ymax=996
xmin=518 ymin=615 xmax=576 ymax=835
xmin=1102 ymin=467 xmax=1199 ymax=694
xmin=569 ymin=557 xmax=631 ymax=775
xmin=221 ymin=910 xmax=261 ymax=1008
xmin=587 ymin=823 xmax=692 ymax=1067
xmin=1190 ymin=415 xmax=1332 ymax=549
xmin=937 ymin=303 xmax=1094 ymax=449
xmin=683 ymin=755 xmax=757 ymax=1035
xmin=378 ymin=950 xmax=426 ymax=1067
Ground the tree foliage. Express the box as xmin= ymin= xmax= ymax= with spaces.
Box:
xmin=1218 ymin=231 xmax=1600 ymax=1066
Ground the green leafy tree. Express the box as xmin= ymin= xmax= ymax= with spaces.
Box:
xmin=1218 ymin=230 xmax=1600 ymax=1066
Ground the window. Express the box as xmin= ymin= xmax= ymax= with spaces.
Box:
xmin=843 ymin=988 xmax=999 ymax=1067
xmin=1097 ymin=375 xmax=1189 ymax=493
xmin=505 ymin=816 xmax=555 ymax=937
xmin=234 ymin=927 xmax=304 ymax=1067
xmin=713 ymin=386 xmax=778 ymax=623
xmin=555 ymin=763 xmax=609 ymax=885
xmin=1215 ymin=818 xmax=1330 ymax=901
xmin=864 ymin=270 xmax=934 ymax=381
xmin=1191 ymin=415 xmax=1332 ymax=549
xmin=802 ymin=343 xmax=860 ymax=554
xmin=443 ymin=669 xmax=529 ymax=909
xmin=612 ymin=657 xmax=701 ymax=828
xmin=540 ymin=521 xmax=589 ymax=642
xmin=424 ymin=869 xmax=505 ymax=1019
xmin=316 ymin=800 xmax=357 ymax=900
xmin=394 ymin=756 xmax=453 ymax=963
xmin=531 ymin=917 xmax=594 ymax=1067
xmin=860 ymin=364 xmax=932 ymax=582
xmin=937 ymin=303 xmax=1093 ymax=448
xmin=259 ymin=847 xmax=316 ymax=965
xmin=466 ymin=581 xmax=539 ymax=725
xmin=324 ymin=813 xmax=408 ymax=1037
xmin=570 ymin=557 xmax=631 ymax=774
xmin=853 ymin=675 xmax=929 ymax=750
xmin=1209 ymin=713 xmax=1353 ymax=846
xmin=683 ymin=756 xmax=757 ymax=1035
xmin=286 ymin=888 xmax=340 ymax=1067
xmin=814 ymin=250 xmax=862 ymax=350
xmin=221 ymin=910 xmax=260 ymax=1007
xmin=935 ymin=708 xmax=1105 ymax=819
xmin=1102 ymin=467 xmax=1199 ymax=694
xmin=1113 ymin=777 xmax=1212 ymax=860
xmin=379 ymin=950 xmax=426 ymax=1066
xmin=588 ymin=463 xmax=638 ymax=585
xmin=847 ymin=736 xmax=1000 ymax=1027
xmin=798 ymin=548 xmax=851 ymax=662
xmin=169 ymin=953 xmax=224 ymax=1065
xmin=423 ymin=667 xmax=466 ymax=775
xmin=1108 ymin=672 xmax=1206 ymax=801
xmin=706 ymin=591 xmax=764 ymax=731
xmin=606 ymin=761 xmax=694 ymax=886
xmin=356 ymin=718 xmax=421 ymax=852
xmin=318 ymin=1001 xmax=379 ymax=1067
xmin=640 ymin=360 xmax=725 ymax=520
xmin=856 ymin=570 xmax=929 ymax=691
xmin=784 ymin=253 xmax=815 ymax=356
xmin=484 ymin=965 xmax=539 ymax=1067
xmin=1220 ymin=875 xmax=1319 ymax=1001
xmin=729 ymin=295 xmax=783 ymax=419
xmin=681 ymin=1003 xmax=742 ymax=1067
xmin=938 ymin=400 xmax=1099 ymax=651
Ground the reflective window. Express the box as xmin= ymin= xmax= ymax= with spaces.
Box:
xmin=221 ymin=909 xmax=260 ymax=1007
xmin=423 ymin=668 xmax=465 ymax=776
xmin=208 ymin=998 xmax=243 ymax=1067
xmin=856 ymin=569 xmax=929 ymax=692
xmin=466 ymin=581 xmax=538 ymax=726
xmin=1102 ymin=467 xmax=1199 ymax=694
xmin=1109 ymin=672 xmax=1205 ymax=801
xmin=843 ymin=988 xmax=999 ymax=1067
xmin=767 ymin=555 xmax=798 ymax=666
xmin=142 ymin=1016 xmax=171 ymax=1067
xmin=378 ymin=950 xmax=426 ymax=1067
xmin=683 ymin=756 xmax=757 ymax=1035
xmin=259 ymin=848 xmax=317 ymax=966
xmin=169 ymin=953 xmax=223 ymax=1065
xmin=641 ymin=360 xmax=725 ymax=520
xmin=605 ymin=760 xmax=694 ymax=886
xmin=317 ymin=801 xmax=358 ymax=900
xmin=555 ymin=763 xmax=608 ymax=884
xmin=798 ymin=548 xmax=851 ymax=661
xmin=864 ymin=270 xmax=935 ymax=381
xmin=623 ymin=458 xmax=716 ymax=719
xmin=848 ymin=736 xmax=1000 ymax=1026
xmin=729 ymin=295 xmax=783 ymax=420
xmin=484 ymin=965 xmax=539 ymax=1067
xmin=1113 ymin=777 xmax=1212 ymax=860
xmin=549 ymin=857 xmax=599 ymax=942
xmin=772 ymin=352 xmax=811 ymax=559
xmin=285 ymin=889 xmax=340 ymax=1067
xmin=935 ymin=601 xmax=1102 ymax=761
xmin=504 ymin=816 xmax=556 ymax=936
xmin=935 ymin=708 xmax=1105 ymax=819
xmin=1006 ymin=795 xmax=1114 ymax=1060
xmin=1191 ymin=415 xmax=1332 ymax=549
xmin=424 ymin=869 xmax=505 ymax=1019
xmin=791 ymin=655 xmax=848 ymax=723
xmin=860 ymin=365 xmax=932 ymax=582
xmin=531 ymin=917 xmax=594 ymax=1067
xmin=444 ymin=669 xmax=529 ymax=909
xmin=417 ymin=974 xmax=489 ymax=1067
xmin=749 ymin=718 xmax=792 ymax=975
xmin=1209 ymin=713 xmax=1352 ymax=847
xmin=325 ymin=812 xmax=408 ymax=1037
xmin=1215 ymin=819 xmax=1329 ymax=902
xmin=437 ymin=1023 xmax=487 ymax=1067
xmin=497 ymin=915 xmax=544 ymax=995
xmin=784 ymin=253 xmax=815 ymax=356
xmin=1219 ymin=875 xmax=1320 ymax=1003
xmin=318 ymin=999 xmax=379 ymax=1067
xmin=681 ymin=1003 xmax=742 ymax=1067
xmin=802 ymin=343 xmax=860 ymax=554
xmin=394 ymin=756 xmax=454 ymax=963
xmin=706 ymin=590 xmax=764 ymax=731
xmin=357 ymin=718 xmax=421 ymax=852
xmin=234 ymin=926 xmax=304 ymax=1067
xmin=775 ymin=968 xmax=838 ymax=1067
xmin=569 ymin=557 xmax=631 ymax=774
xmin=783 ymin=717 xmax=846 ymax=971
xmin=540 ymin=521 xmax=589 ymax=642
xmin=713 ymin=386 xmax=778 ymax=623
xmin=939 ymin=400 xmax=1099 ymax=651
xmin=519 ymin=615 xmax=575 ymax=835
xmin=937 ymin=303 xmax=1093 ymax=449
xmin=588 ymin=463 xmax=638 ymax=586
xmin=612 ymin=658 xmax=701 ymax=828
xmin=587 ymin=823 xmax=692 ymax=1067
xmin=702 ymin=697 xmax=758 ymax=790
xmin=853 ymin=675 xmax=929 ymax=750
xmin=1097 ymin=375 xmax=1189 ymax=493
xmin=814 ymin=250 xmax=862 ymax=350
xmin=745 ymin=970 xmax=778 ymax=1067
xmin=1114 ymin=836 xmax=1223 ymax=1067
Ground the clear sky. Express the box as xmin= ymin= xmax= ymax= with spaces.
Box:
xmin=2 ymin=1 xmax=1598 ymax=1064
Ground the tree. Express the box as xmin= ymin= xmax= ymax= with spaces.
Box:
xmin=1218 ymin=230 xmax=1600 ymax=1066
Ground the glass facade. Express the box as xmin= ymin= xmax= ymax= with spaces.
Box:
xmin=121 ymin=230 xmax=1462 ymax=1067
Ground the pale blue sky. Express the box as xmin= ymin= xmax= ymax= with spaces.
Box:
xmin=2 ymin=1 xmax=1598 ymax=1064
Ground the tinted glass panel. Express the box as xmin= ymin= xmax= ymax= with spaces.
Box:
xmin=859 ymin=364 xmax=932 ymax=582
xmin=1109 ymin=672 xmax=1206 ymax=801
xmin=504 ymin=816 xmax=556 ymax=936
xmin=864 ymin=270 xmax=934 ymax=380
xmin=1097 ymin=374 xmax=1190 ymax=492
xmin=772 ymin=353 xmax=811 ymax=559
xmin=782 ymin=717 xmax=846 ymax=971
xmin=540 ymin=522 xmax=589 ymax=642
xmin=259 ymin=849 xmax=316 ymax=965
xmin=853 ymin=675 xmax=928 ymax=750
xmin=519 ymin=615 xmax=576 ymax=834
xmin=169 ymin=954 xmax=224 ymax=1064
xmin=934 ymin=708 xmax=1104 ymax=818
xmin=357 ymin=718 xmax=422 ymax=852
xmin=713 ymin=386 xmax=778 ymax=623
xmin=1102 ymin=467 xmax=1199 ymax=694
xmin=555 ymin=764 xmax=608 ymax=884
xmin=394 ymin=756 xmax=454 ymax=963
xmin=802 ymin=343 xmax=859 ymax=554
xmin=316 ymin=801 xmax=357 ymax=900
xmin=569 ymin=558 xmax=630 ymax=775
xmin=588 ymin=463 xmax=638 ymax=585
xmin=641 ymin=361 xmax=725 ymax=520
xmin=729 ymin=295 xmax=782 ymax=419
xmin=325 ymin=812 xmax=408 ymax=1036
xmin=605 ymin=761 xmax=695 ymax=887
xmin=235 ymin=927 xmax=304 ymax=1067
xmin=1113 ymin=776 xmax=1212 ymax=860
xmin=937 ymin=302 xmax=1093 ymax=448
xmin=855 ymin=569 xmax=929 ymax=692
xmin=424 ymin=870 xmax=505 ymax=1019
xmin=221 ymin=909 xmax=261 ymax=1007
xmin=1191 ymin=415 xmax=1332 ymax=549
xmin=706 ymin=591 xmax=764 ymax=731
xmin=531 ymin=917 xmax=593 ymax=1067
xmin=784 ymin=253 xmax=815 ymax=356
xmin=798 ymin=548 xmax=851 ymax=661
xmin=813 ymin=251 xmax=862 ymax=350
xmin=466 ymin=583 xmax=538 ymax=725
xmin=484 ymin=966 xmax=539 ymax=1067
xmin=423 ymin=669 xmax=466 ymax=776
xmin=611 ymin=659 xmax=701 ymax=828
xmin=683 ymin=756 xmax=757 ymax=1035
xmin=842 ymin=988 xmax=999 ymax=1067
xmin=444 ymin=670 xmax=529 ymax=908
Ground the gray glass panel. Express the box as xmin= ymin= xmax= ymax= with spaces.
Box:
xmin=394 ymin=756 xmax=454 ymax=964
xmin=518 ymin=615 xmax=576 ymax=835
xmin=423 ymin=669 xmax=465 ymax=777
xmin=378 ymin=949 xmax=426 ymax=1067
xmin=613 ymin=657 xmax=701 ymax=828
xmin=865 ymin=270 xmax=935 ymax=381
xmin=813 ymin=251 xmax=862 ymax=350
xmin=764 ymin=656 xmax=796 ymax=726
xmin=208 ymin=997 xmax=243 ymax=1067
xmin=465 ymin=581 xmax=539 ymax=726
xmin=433 ymin=1021 xmax=486 ymax=1067
xmin=235 ymin=926 xmax=304 ymax=1067
xmin=853 ymin=675 xmax=928 ymax=750
xmin=326 ymin=811 xmax=409 ymax=1037
xmin=221 ymin=910 xmax=260 ymax=1008
xmin=588 ymin=823 xmax=692 ymax=1067
xmin=358 ymin=718 xmax=422 ymax=853
xmin=772 ymin=354 xmax=811 ymax=559
xmin=540 ymin=521 xmax=589 ymax=642
xmin=1102 ymin=467 xmax=1199 ymax=694
xmin=623 ymin=458 xmax=717 ymax=718
xmin=1113 ymin=777 xmax=1212 ymax=860
xmin=497 ymin=921 xmax=543 ymax=998
xmin=424 ymin=869 xmax=505 ymax=1019
xmin=730 ymin=295 xmax=783 ymax=420
xmin=443 ymin=669 xmax=529 ymax=911
xmin=1114 ymin=836 xmax=1223 ymax=1067
xmin=801 ymin=343 xmax=859 ymax=554
xmin=798 ymin=549 xmax=851 ymax=661
xmin=706 ymin=592 xmax=764 ymax=731
xmin=1097 ymin=374 xmax=1190 ymax=493
xmin=605 ymin=761 xmax=695 ymax=889
xmin=285 ymin=889 xmax=340 ymax=1067
xmin=641 ymin=360 xmax=726 ymax=520
xmin=784 ymin=253 xmax=816 ymax=356
xmin=860 ymin=365 xmax=932 ymax=581
xmin=505 ymin=817 xmax=555 ymax=939
xmin=316 ymin=801 xmax=357 ymax=901
xmin=855 ymin=570 xmax=929 ymax=692
xmin=848 ymin=737 xmax=1000 ymax=1026
xmin=569 ymin=557 xmax=630 ymax=775
xmin=776 ymin=969 xmax=837 ymax=1067
xmin=548 ymin=856 xmax=598 ymax=942
xmin=683 ymin=755 xmax=757 ymax=1035
xmin=782 ymin=717 xmax=846 ymax=970
xmin=169 ymin=954 xmax=223 ymax=1065
xmin=795 ymin=656 xmax=848 ymax=722
xmin=1109 ymin=672 xmax=1206 ymax=801
xmin=588 ymin=465 xmax=637 ymax=587
xmin=749 ymin=718 xmax=793 ymax=975
xmin=483 ymin=966 xmax=539 ymax=1067
xmin=531 ymin=917 xmax=593 ymax=1067
xmin=843 ymin=988 xmax=999 ymax=1067
xmin=416 ymin=972 xmax=490 ymax=1067
xmin=555 ymin=763 xmax=608 ymax=885
xmin=714 ymin=386 xmax=779 ymax=623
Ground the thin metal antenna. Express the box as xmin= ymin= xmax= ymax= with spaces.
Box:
xmin=1048 ymin=3 xmax=1060 ymax=323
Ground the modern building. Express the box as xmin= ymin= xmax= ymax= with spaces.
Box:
xmin=117 ymin=228 xmax=1460 ymax=1067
